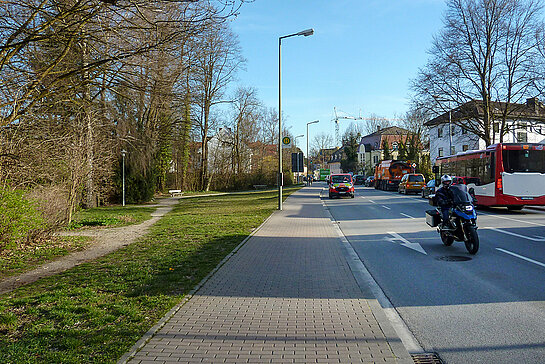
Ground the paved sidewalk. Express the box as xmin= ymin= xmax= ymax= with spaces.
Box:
xmin=120 ymin=186 xmax=413 ymax=364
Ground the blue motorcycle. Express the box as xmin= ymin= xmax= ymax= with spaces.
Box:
xmin=426 ymin=184 xmax=479 ymax=254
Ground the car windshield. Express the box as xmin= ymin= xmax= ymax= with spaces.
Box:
xmin=331 ymin=175 xmax=351 ymax=183
xmin=450 ymin=184 xmax=472 ymax=204
xmin=408 ymin=175 xmax=424 ymax=182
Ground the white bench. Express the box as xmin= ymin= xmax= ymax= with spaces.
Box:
xmin=168 ymin=189 xmax=183 ymax=197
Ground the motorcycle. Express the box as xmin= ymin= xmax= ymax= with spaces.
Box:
xmin=426 ymin=184 xmax=479 ymax=254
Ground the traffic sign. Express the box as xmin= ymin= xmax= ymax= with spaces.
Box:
xmin=282 ymin=136 xmax=292 ymax=148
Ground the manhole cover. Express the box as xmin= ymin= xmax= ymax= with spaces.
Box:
xmin=437 ymin=255 xmax=472 ymax=262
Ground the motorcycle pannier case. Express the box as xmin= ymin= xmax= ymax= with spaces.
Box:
xmin=425 ymin=210 xmax=441 ymax=227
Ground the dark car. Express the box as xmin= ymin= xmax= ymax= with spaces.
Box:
xmin=354 ymin=175 xmax=366 ymax=185
xmin=364 ymin=176 xmax=375 ymax=187
xmin=421 ymin=179 xmax=439 ymax=198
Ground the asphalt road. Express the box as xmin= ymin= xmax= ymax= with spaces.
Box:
xmin=322 ymin=182 xmax=545 ymax=364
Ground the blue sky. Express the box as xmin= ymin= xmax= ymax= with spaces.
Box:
xmin=228 ymin=0 xmax=447 ymax=152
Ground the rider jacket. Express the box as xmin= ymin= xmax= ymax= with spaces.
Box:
xmin=435 ymin=185 xmax=454 ymax=208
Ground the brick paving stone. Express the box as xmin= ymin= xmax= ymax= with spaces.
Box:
xmin=122 ymin=186 xmax=413 ymax=364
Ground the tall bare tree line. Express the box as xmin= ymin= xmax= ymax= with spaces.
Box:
xmin=0 ymin=0 xmax=252 ymax=222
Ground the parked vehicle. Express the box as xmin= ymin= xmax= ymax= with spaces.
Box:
xmin=374 ymin=160 xmax=412 ymax=191
xmin=354 ymin=175 xmax=366 ymax=185
xmin=426 ymin=183 xmax=479 ymax=254
xmin=398 ymin=173 xmax=426 ymax=194
xmin=365 ymin=176 xmax=375 ymax=187
xmin=328 ymin=174 xmax=355 ymax=199
xmin=421 ymin=179 xmax=438 ymax=198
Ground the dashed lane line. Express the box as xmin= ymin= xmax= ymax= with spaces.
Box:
xmin=496 ymin=248 xmax=545 ymax=269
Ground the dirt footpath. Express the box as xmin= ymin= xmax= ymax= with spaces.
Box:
xmin=0 ymin=197 xmax=181 ymax=295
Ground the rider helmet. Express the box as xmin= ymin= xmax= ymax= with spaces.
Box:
xmin=441 ymin=174 xmax=452 ymax=188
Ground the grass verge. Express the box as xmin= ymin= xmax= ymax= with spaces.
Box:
xmin=0 ymin=187 xmax=300 ymax=363
xmin=68 ymin=206 xmax=155 ymax=230
xmin=0 ymin=236 xmax=93 ymax=280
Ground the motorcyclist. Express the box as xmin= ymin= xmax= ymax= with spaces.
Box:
xmin=436 ymin=175 xmax=455 ymax=229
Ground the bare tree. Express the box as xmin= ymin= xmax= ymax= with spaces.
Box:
xmin=361 ymin=114 xmax=392 ymax=135
xmin=0 ymin=0 xmax=247 ymax=219
xmin=192 ymin=20 xmax=245 ymax=190
xmin=412 ymin=0 xmax=545 ymax=144
xmin=311 ymin=132 xmax=334 ymax=166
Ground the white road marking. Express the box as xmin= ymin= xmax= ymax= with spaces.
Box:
xmin=382 ymin=205 xmax=391 ymax=210
xmin=488 ymin=227 xmax=545 ymax=242
xmin=496 ymin=248 xmax=545 ymax=268
xmin=400 ymin=213 xmax=416 ymax=219
xmin=387 ymin=232 xmax=427 ymax=255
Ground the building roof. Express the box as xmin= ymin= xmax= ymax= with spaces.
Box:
xmin=424 ymin=97 xmax=545 ymax=127
xmin=364 ymin=126 xmax=411 ymax=137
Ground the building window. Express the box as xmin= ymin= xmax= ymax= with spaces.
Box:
xmin=518 ymin=121 xmax=527 ymax=130
xmin=462 ymin=145 xmax=469 ymax=151
xmin=438 ymin=126 xmax=443 ymax=138
xmin=438 ymin=147 xmax=444 ymax=157
xmin=373 ymin=155 xmax=379 ymax=164
xmin=517 ymin=132 xmax=528 ymax=142
xmin=450 ymin=146 xmax=456 ymax=155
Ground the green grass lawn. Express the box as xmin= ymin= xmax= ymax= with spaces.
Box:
xmin=0 ymin=206 xmax=156 ymax=281
xmin=68 ymin=206 xmax=155 ymax=230
xmin=0 ymin=188 xmax=300 ymax=363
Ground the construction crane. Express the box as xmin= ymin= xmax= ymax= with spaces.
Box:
xmin=332 ymin=107 xmax=363 ymax=146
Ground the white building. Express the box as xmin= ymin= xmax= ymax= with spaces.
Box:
xmin=425 ymin=98 xmax=545 ymax=164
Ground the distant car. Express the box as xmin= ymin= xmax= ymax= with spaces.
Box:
xmin=328 ymin=173 xmax=355 ymax=199
xmin=398 ymin=173 xmax=426 ymax=194
xmin=452 ymin=176 xmax=481 ymax=186
xmin=364 ymin=176 xmax=375 ymax=187
xmin=354 ymin=175 xmax=366 ymax=185
xmin=421 ymin=179 xmax=439 ymax=198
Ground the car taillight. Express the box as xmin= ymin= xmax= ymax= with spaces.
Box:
xmin=497 ymin=177 xmax=502 ymax=190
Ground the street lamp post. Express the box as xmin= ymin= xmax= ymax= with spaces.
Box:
xmin=121 ymin=149 xmax=127 ymax=207
xmin=278 ymin=28 xmax=314 ymax=210
xmin=306 ymin=120 xmax=319 ymax=186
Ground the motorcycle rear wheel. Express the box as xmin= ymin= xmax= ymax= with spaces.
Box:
xmin=440 ymin=230 xmax=454 ymax=246
xmin=464 ymin=225 xmax=479 ymax=254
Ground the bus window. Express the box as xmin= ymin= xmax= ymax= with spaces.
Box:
xmin=502 ymin=149 xmax=545 ymax=173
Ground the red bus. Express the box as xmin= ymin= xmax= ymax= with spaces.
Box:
xmin=434 ymin=143 xmax=545 ymax=210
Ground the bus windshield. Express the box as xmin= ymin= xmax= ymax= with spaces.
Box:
xmin=503 ymin=149 xmax=545 ymax=173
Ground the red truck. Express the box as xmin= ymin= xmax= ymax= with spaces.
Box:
xmin=374 ymin=160 xmax=413 ymax=191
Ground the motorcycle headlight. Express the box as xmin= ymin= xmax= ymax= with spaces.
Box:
xmin=465 ymin=205 xmax=474 ymax=211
